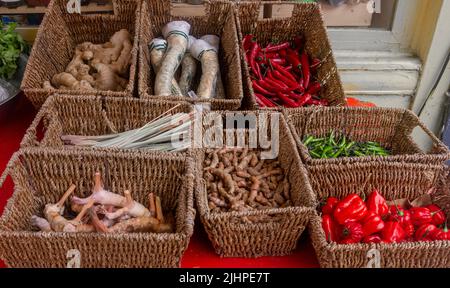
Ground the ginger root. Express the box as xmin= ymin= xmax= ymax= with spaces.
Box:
xmin=42 ymin=29 xmax=132 ymax=92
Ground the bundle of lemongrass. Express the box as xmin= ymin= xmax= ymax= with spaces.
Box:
xmin=61 ymin=110 xmax=193 ymax=152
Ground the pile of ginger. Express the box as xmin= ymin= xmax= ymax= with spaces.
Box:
xmin=31 ymin=172 xmax=173 ymax=233
xmin=204 ymin=148 xmax=292 ymax=221
xmin=43 ymin=29 xmax=132 ymax=92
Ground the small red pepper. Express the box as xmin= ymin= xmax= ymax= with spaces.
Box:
xmin=333 ymin=194 xmax=368 ymax=225
xmin=362 ymin=211 xmax=385 ymax=237
xmin=339 ymin=222 xmax=364 ymax=244
xmin=382 ymin=221 xmax=406 ymax=243
xmin=252 ymin=80 xmax=276 ymax=97
xmin=271 ymin=70 xmax=300 ymax=89
xmin=310 ymin=58 xmax=321 ymax=70
xmin=426 ymin=204 xmax=446 ymax=226
xmin=402 ymin=222 xmax=415 ymax=238
xmin=433 ymin=224 xmax=450 ymax=241
xmin=306 ymin=82 xmax=322 ymax=95
xmin=300 ymin=51 xmax=311 ymax=89
xmin=366 ymin=189 xmax=389 ymax=218
xmin=306 ymin=99 xmax=328 ymax=106
xmin=263 ymin=42 xmax=290 ymax=53
xmin=388 ymin=205 xmax=411 ymax=225
xmin=249 ymin=42 xmax=262 ymax=80
xmin=409 ymin=207 xmax=433 ymax=226
xmin=271 ymin=58 xmax=287 ymax=65
xmin=292 ymin=35 xmax=304 ymax=51
xmin=415 ymin=223 xmax=438 ymax=242
xmin=322 ymin=197 xmax=339 ymax=216
xmin=255 ymin=93 xmax=276 ymax=108
xmin=270 ymin=60 xmax=297 ymax=82
xmin=297 ymin=93 xmax=312 ymax=107
xmin=277 ymin=92 xmax=299 ymax=108
xmin=322 ymin=215 xmax=339 ymax=243
xmin=286 ymin=49 xmax=302 ymax=74
xmin=363 ymin=234 xmax=382 ymax=244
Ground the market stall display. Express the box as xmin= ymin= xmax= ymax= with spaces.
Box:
xmin=21 ymin=0 xmax=140 ymax=108
xmin=0 ymin=148 xmax=195 ymax=268
xmin=138 ymin=0 xmax=243 ymax=110
xmin=235 ymin=1 xmax=345 ymax=110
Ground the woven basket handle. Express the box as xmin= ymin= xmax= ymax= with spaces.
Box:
xmin=0 ymin=153 xmax=19 ymax=191
xmin=149 ymin=0 xmax=210 ymax=17
xmin=19 ymin=98 xmax=53 ymax=148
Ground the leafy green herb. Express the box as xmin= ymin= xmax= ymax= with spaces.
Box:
xmin=303 ymin=131 xmax=391 ymax=159
xmin=0 ymin=22 xmax=29 ymax=80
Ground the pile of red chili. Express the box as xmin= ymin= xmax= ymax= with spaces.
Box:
xmin=321 ymin=190 xmax=449 ymax=244
xmin=242 ymin=34 xmax=329 ymax=108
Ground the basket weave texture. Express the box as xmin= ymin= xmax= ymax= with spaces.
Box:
xmin=194 ymin=111 xmax=316 ymax=257
xmin=308 ymin=162 xmax=450 ymax=268
xmin=235 ymin=1 xmax=346 ymax=110
xmin=138 ymin=0 xmax=243 ymax=110
xmin=20 ymin=94 xmax=194 ymax=153
xmin=21 ymin=0 xmax=140 ymax=108
xmin=0 ymin=148 xmax=196 ymax=268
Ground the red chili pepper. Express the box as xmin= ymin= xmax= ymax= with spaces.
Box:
xmin=322 ymin=197 xmax=339 ymax=216
xmin=310 ymin=58 xmax=321 ymax=70
xmin=339 ymin=222 xmax=364 ymax=244
xmin=363 ymin=234 xmax=382 ymax=244
xmin=277 ymin=92 xmax=299 ymax=108
xmin=263 ymin=42 xmax=290 ymax=53
xmin=271 ymin=70 xmax=300 ymax=89
xmin=300 ymin=51 xmax=311 ymax=89
xmin=333 ymin=194 xmax=368 ymax=225
xmin=409 ymin=207 xmax=433 ymax=226
xmin=249 ymin=42 xmax=262 ymax=80
xmin=279 ymin=49 xmax=287 ymax=58
xmin=382 ymin=221 xmax=406 ymax=243
xmin=426 ymin=204 xmax=446 ymax=226
xmin=286 ymin=49 xmax=302 ymax=74
xmin=270 ymin=60 xmax=297 ymax=82
xmin=271 ymin=58 xmax=286 ymax=65
xmin=433 ymin=224 xmax=450 ymax=241
xmin=255 ymin=93 xmax=276 ymax=108
xmin=306 ymin=82 xmax=322 ymax=95
xmin=366 ymin=190 xmax=389 ymax=218
xmin=322 ymin=215 xmax=339 ymax=243
xmin=297 ymin=93 xmax=312 ymax=107
xmin=260 ymin=78 xmax=292 ymax=93
xmin=243 ymin=34 xmax=254 ymax=51
xmin=362 ymin=212 xmax=385 ymax=237
xmin=252 ymin=80 xmax=276 ymax=97
xmin=415 ymin=223 xmax=438 ymax=242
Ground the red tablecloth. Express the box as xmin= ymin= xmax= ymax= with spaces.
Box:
xmin=0 ymin=94 xmax=320 ymax=268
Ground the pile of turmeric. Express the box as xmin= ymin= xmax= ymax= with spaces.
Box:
xmin=42 ymin=29 xmax=132 ymax=92
xmin=31 ymin=172 xmax=173 ymax=233
xmin=203 ymin=148 xmax=292 ymax=219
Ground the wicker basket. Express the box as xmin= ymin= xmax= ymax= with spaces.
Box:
xmin=235 ymin=1 xmax=346 ymax=110
xmin=20 ymin=94 xmax=194 ymax=152
xmin=194 ymin=111 xmax=316 ymax=257
xmin=21 ymin=0 xmax=140 ymax=108
xmin=309 ymin=162 xmax=450 ymax=268
xmin=0 ymin=148 xmax=195 ymax=268
xmin=284 ymin=106 xmax=450 ymax=167
xmin=138 ymin=0 xmax=243 ymax=110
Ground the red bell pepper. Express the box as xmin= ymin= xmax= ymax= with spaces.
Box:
xmin=382 ymin=221 xmax=406 ymax=243
xmin=339 ymin=222 xmax=364 ymax=244
xmin=322 ymin=215 xmax=339 ymax=243
xmin=415 ymin=223 xmax=438 ymax=242
xmin=409 ymin=207 xmax=433 ymax=226
xmin=388 ymin=205 xmax=411 ymax=225
xmin=362 ymin=212 xmax=385 ymax=237
xmin=402 ymin=222 xmax=415 ymax=238
xmin=322 ymin=197 xmax=339 ymax=216
xmin=333 ymin=194 xmax=368 ymax=225
xmin=366 ymin=189 xmax=389 ymax=218
xmin=433 ymin=224 xmax=450 ymax=241
xmin=363 ymin=234 xmax=382 ymax=244
xmin=426 ymin=204 xmax=446 ymax=226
